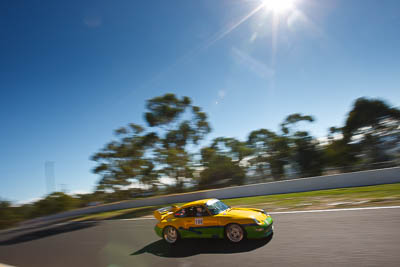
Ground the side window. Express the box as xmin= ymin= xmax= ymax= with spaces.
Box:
xmin=186 ymin=207 xmax=196 ymax=217
xmin=194 ymin=205 xmax=209 ymax=217
xmin=174 ymin=208 xmax=187 ymax=218
xmin=174 ymin=206 xmax=210 ymax=217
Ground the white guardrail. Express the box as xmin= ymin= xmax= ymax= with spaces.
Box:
xmin=20 ymin=167 xmax=400 ymax=227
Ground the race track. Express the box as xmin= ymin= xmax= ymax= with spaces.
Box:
xmin=1 ymin=207 xmax=399 ymax=267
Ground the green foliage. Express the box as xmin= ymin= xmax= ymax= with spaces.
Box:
xmin=198 ymin=154 xmax=245 ymax=189
xmin=0 ymin=200 xmax=21 ymax=229
xmin=92 ymin=123 xmax=158 ymax=191
xmin=29 ymin=192 xmax=81 ymax=218
xmin=198 ymin=138 xmax=249 ymax=188
xmin=88 ymin=95 xmax=398 ymax=203
xmin=292 ymin=132 xmax=324 ymax=177
xmin=343 ymin=98 xmax=400 ymax=140
xmin=156 ymin=148 xmax=193 ymax=190
xmin=211 ymin=137 xmax=253 ymax=162
xmin=247 ymin=129 xmax=290 ymax=180
xmin=323 ymin=139 xmax=359 ymax=170
xmin=281 ymin=113 xmax=314 ymax=135
xmin=145 ymin=94 xmax=211 ymax=148
xmin=0 ymin=192 xmax=83 ymax=230
xmin=247 ymin=114 xmax=323 ymax=179
xmin=92 ymin=93 xmax=211 ymax=193
xmin=0 ymin=192 xmax=86 ymax=230
xmin=144 ymin=94 xmax=211 ymax=192
xmin=281 ymin=114 xmax=324 ymax=177
xmin=342 ymin=97 xmax=400 ymax=164
xmin=144 ymin=94 xmax=191 ymax=127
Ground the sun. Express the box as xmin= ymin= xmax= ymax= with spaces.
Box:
xmin=262 ymin=0 xmax=296 ymax=14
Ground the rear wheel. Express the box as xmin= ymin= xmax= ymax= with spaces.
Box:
xmin=225 ymin=224 xmax=245 ymax=243
xmin=163 ymin=226 xmax=179 ymax=244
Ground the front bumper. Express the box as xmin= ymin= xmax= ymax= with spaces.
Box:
xmin=245 ymin=216 xmax=274 ymax=239
xmin=245 ymin=223 xmax=273 ymax=238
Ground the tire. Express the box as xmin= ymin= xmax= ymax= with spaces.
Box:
xmin=225 ymin=223 xmax=245 ymax=243
xmin=163 ymin=226 xmax=179 ymax=244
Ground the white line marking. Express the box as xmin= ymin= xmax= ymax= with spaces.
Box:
xmin=119 ymin=217 xmax=155 ymax=221
xmin=269 ymin=205 xmax=400 ymax=214
xmin=0 ymin=263 xmax=17 ymax=267
xmin=114 ymin=206 xmax=400 ymax=221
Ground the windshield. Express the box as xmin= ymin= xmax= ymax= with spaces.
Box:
xmin=206 ymin=200 xmax=230 ymax=215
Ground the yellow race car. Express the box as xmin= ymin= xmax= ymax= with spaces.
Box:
xmin=154 ymin=198 xmax=273 ymax=244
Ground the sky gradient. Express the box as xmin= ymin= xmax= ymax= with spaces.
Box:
xmin=1 ymin=0 xmax=399 ymax=203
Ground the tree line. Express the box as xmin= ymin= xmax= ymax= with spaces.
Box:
xmin=92 ymin=94 xmax=400 ymax=192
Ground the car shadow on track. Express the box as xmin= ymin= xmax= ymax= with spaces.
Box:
xmin=0 ymin=221 xmax=98 ymax=246
xmin=131 ymin=234 xmax=273 ymax=258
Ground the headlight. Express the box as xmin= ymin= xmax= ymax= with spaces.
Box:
xmin=253 ymin=218 xmax=263 ymax=225
xmin=260 ymin=209 xmax=269 ymax=216
xmin=261 ymin=209 xmax=267 ymax=214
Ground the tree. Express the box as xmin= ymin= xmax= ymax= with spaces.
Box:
xmin=144 ymin=93 xmax=211 ymax=191
xmin=92 ymin=124 xmax=158 ymax=191
xmin=92 ymin=93 xmax=210 ymax=193
xmin=292 ymin=131 xmax=324 ymax=177
xmin=29 ymin=192 xmax=80 ymax=218
xmin=197 ymin=137 xmax=250 ymax=189
xmin=246 ymin=114 xmax=322 ymax=180
xmin=281 ymin=113 xmax=324 ymax=177
xmin=0 ymin=200 xmax=21 ymax=229
xmin=280 ymin=113 xmax=314 ymax=135
xmin=247 ymin=129 xmax=290 ymax=180
xmin=323 ymin=125 xmax=364 ymax=171
xmin=323 ymin=138 xmax=359 ymax=171
xmin=198 ymin=145 xmax=246 ymax=189
xmin=343 ymin=97 xmax=400 ymax=164
xmin=210 ymin=137 xmax=253 ymax=162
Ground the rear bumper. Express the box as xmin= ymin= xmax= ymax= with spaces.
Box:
xmin=154 ymin=225 xmax=163 ymax=237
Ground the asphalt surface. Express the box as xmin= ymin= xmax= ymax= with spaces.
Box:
xmin=0 ymin=207 xmax=399 ymax=267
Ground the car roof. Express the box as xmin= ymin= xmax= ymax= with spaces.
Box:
xmin=180 ymin=198 xmax=218 ymax=208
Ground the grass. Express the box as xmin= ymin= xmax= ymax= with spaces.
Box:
xmin=222 ymin=183 xmax=400 ymax=211
xmin=72 ymin=206 xmax=163 ymax=222
xmin=74 ymin=183 xmax=400 ymax=221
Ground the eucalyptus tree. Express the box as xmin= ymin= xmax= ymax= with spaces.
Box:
xmin=92 ymin=93 xmax=210 ymax=192
xmin=247 ymin=129 xmax=289 ymax=180
xmin=92 ymin=123 xmax=158 ymax=191
xmin=280 ymin=113 xmax=324 ymax=177
xmin=198 ymin=139 xmax=247 ymax=189
xmin=210 ymin=137 xmax=253 ymax=163
xmin=144 ymin=93 xmax=211 ymax=191
xmin=343 ymin=97 xmax=400 ymax=164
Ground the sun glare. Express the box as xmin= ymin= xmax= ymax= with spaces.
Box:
xmin=263 ymin=0 xmax=296 ymax=13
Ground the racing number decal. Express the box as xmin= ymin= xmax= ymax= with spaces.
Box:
xmin=195 ymin=218 xmax=203 ymax=225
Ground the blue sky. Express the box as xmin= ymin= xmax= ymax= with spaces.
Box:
xmin=1 ymin=0 xmax=399 ymax=203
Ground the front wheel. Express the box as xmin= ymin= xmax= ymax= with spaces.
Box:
xmin=225 ymin=224 xmax=245 ymax=243
xmin=163 ymin=226 xmax=179 ymax=244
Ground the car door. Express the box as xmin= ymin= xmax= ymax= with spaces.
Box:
xmin=184 ymin=205 xmax=221 ymax=238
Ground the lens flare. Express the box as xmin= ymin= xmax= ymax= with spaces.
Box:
xmin=263 ymin=0 xmax=296 ymax=13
